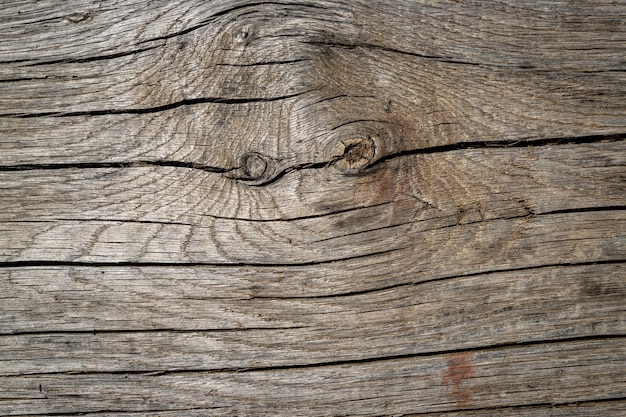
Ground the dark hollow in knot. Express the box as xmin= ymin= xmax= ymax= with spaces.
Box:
xmin=333 ymin=137 xmax=376 ymax=173
xmin=240 ymin=152 xmax=269 ymax=180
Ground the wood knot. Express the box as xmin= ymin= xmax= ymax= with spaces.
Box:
xmin=65 ymin=12 xmax=92 ymax=23
xmin=332 ymin=136 xmax=376 ymax=173
xmin=232 ymin=24 xmax=254 ymax=45
xmin=241 ymin=152 xmax=268 ymax=179
xmin=225 ymin=152 xmax=276 ymax=184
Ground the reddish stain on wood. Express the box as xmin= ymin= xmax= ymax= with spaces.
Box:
xmin=442 ymin=352 xmax=475 ymax=408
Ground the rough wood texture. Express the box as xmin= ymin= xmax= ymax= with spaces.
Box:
xmin=1 ymin=0 xmax=625 ymax=415
xmin=1 ymin=340 xmax=624 ymax=416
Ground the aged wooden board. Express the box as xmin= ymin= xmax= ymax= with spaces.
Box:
xmin=1 ymin=263 xmax=625 ymax=376
xmin=1 ymin=340 xmax=625 ymax=416
xmin=1 ymin=0 xmax=625 ymax=415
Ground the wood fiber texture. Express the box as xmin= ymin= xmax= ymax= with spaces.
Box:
xmin=1 ymin=0 xmax=625 ymax=416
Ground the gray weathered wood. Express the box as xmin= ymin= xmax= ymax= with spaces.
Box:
xmin=1 ymin=0 xmax=625 ymax=415
xmin=1 ymin=142 xmax=624 ymax=264
xmin=1 ymin=0 xmax=625 ymax=171
xmin=1 ymin=339 xmax=624 ymax=416
xmin=411 ymin=401 xmax=626 ymax=417
xmin=1 ymin=263 xmax=624 ymax=376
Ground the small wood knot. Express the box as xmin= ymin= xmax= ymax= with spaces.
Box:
xmin=232 ymin=24 xmax=253 ymax=45
xmin=333 ymin=137 xmax=376 ymax=173
xmin=65 ymin=12 xmax=92 ymax=23
xmin=225 ymin=152 xmax=275 ymax=184
xmin=241 ymin=152 xmax=268 ymax=179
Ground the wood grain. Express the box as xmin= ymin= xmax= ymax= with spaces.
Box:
xmin=1 ymin=0 xmax=625 ymax=174
xmin=1 ymin=142 xmax=624 ymax=265
xmin=6 ymin=402 xmax=625 ymax=417
xmin=1 ymin=339 xmax=624 ymax=416
xmin=1 ymin=263 xmax=624 ymax=375
xmin=1 ymin=0 xmax=625 ymax=415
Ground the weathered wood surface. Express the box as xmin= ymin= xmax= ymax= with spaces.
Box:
xmin=1 ymin=0 xmax=625 ymax=415
xmin=2 ymin=339 xmax=625 ymax=416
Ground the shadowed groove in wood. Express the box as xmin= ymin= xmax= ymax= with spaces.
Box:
xmin=0 ymin=247 xmax=408 ymax=268
xmin=371 ymin=132 xmax=626 ymax=165
xmin=8 ymin=399 xmax=626 ymax=417
xmin=0 ymin=133 xmax=624 ymax=189
xmin=0 ymin=89 xmax=316 ymax=118
xmin=2 ymin=335 xmax=624 ymax=376
xmin=385 ymin=399 xmax=626 ymax=417
xmin=309 ymin=206 xmax=626 ymax=244
xmin=14 ymin=408 xmax=223 ymax=417
xmin=0 ymin=326 xmax=310 ymax=338
xmin=250 ymin=259 xmax=626 ymax=299
xmin=0 ymin=257 xmax=623 ymax=285
xmin=23 ymin=44 xmax=163 ymax=66
xmin=303 ymin=39 xmax=484 ymax=66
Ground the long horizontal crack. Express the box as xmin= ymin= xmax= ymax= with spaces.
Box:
xmin=1 ymin=334 xmax=624 ymax=377
xmin=12 ymin=407 xmax=223 ymax=417
xmin=215 ymin=58 xmax=309 ymax=67
xmin=0 ymin=131 xmax=626 ymax=171
xmin=416 ymin=398 xmax=626 ymax=416
xmin=240 ymin=132 xmax=626 ymax=186
xmin=543 ymin=205 xmax=626 ymax=215
xmin=258 ymin=259 xmax=626 ymax=299
xmin=25 ymin=44 xmax=162 ymax=66
xmin=10 ymin=399 xmax=626 ymax=417
xmin=372 ymin=132 xmax=626 ymax=166
xmin=0 ymin=326 xmax=307 ymax=338
xmin=0 ymin=246 xmax=406 ymax=269
xmin=0 ymin=133 xmax=623 ymax=179
xmin=0 ymin=90 xmax=312 ymax=118
xmin=0 ymin=160 xmax=234 ymax=174
xmin=309 ymin=205 xmax=626 ymax=245
xmin=303 ymin=40 xmax=482 ymax=66
xmin=1 ymin=207 xmax=623 ymax=269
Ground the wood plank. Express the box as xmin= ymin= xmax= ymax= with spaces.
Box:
xmin=3 ymin=1 xmax=625 ymax=68
xmin=1 ymin=1 xmax=624 ymax=172
xmin=1 ymin=339 xmax=623 ymax=416
xmin=1 ymin=142 xmax=624 ymax=264
xmin=1 ymin=263 xmax=624 ymax=375
xmin=8 ymin=401 xmax=626 ymax=417
xmin=2 ymin=141 xmax=625 ymax=222
xmin=1 ymin=1 xmax=625 ymax=415
xmin=1 ymin=210 xmax=623 ymax=268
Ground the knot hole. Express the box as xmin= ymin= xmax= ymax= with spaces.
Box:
xmin=333 ymin=136 xmax=376 ymax=173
